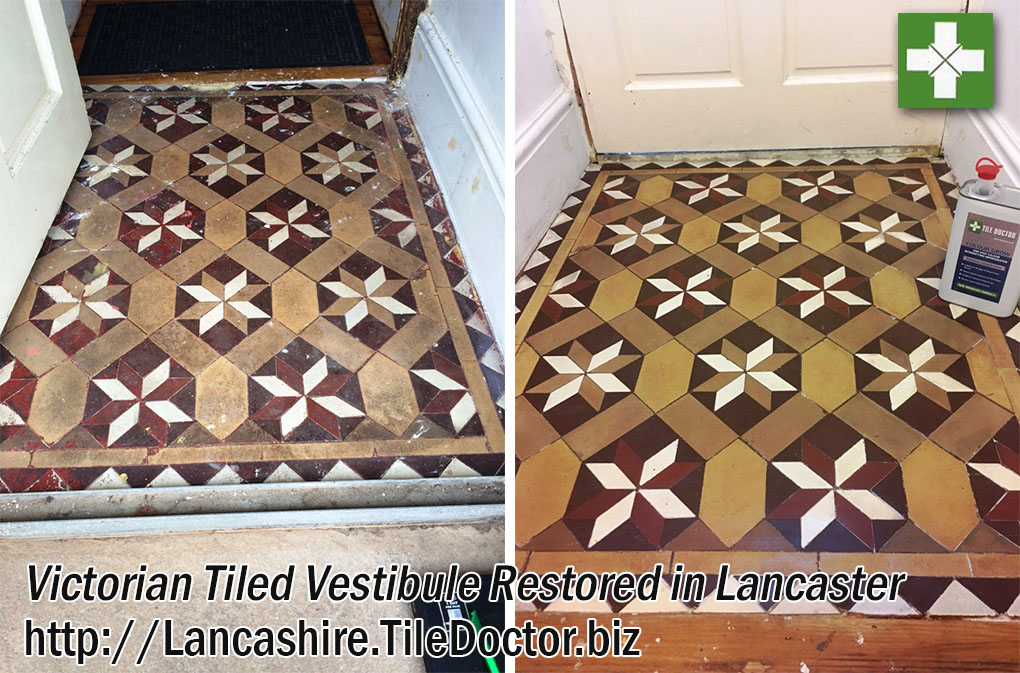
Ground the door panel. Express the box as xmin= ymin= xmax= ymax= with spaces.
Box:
xmin=0 ymin=0 xmax=90 ymax=324
xmin=560 ymin=0 xmax=965 ymax=154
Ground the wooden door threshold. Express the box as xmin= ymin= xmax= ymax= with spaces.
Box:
xmin=80 ymin=65 xmax=388 ymax=88
xmin=518 ymin=612 xmax=1020 ymax=672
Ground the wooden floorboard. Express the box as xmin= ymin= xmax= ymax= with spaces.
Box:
xmin=517 ymin=612 xmax=1020 ymax=672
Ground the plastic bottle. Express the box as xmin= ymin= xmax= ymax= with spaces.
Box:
xmin=938 ymin=157 xmax=1020 ymax=317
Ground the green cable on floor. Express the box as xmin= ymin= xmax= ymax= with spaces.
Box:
xmin=469 ymin=610 xmax=499 ymax=673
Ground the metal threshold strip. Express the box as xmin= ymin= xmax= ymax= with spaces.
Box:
xmin=0 ymin=476 xmax=504 ymax=525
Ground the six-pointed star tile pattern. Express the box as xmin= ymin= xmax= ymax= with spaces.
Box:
xmin=0 ymin=84 xmax=503 ymax=496
xmin=516 ymin=159 xmax=1019 ymax=616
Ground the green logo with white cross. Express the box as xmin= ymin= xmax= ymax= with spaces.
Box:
xmin=968 ymin=219 xmax=983 ymax=233
xmin=899 ymin=13 xmax=993 ymax=108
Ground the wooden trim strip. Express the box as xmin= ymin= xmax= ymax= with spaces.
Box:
xmin=390 ymin=0 xmax=427 ymax=81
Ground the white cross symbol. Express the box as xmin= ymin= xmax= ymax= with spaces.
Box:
xmin=906 ymin=21 xmax=984 ymax=99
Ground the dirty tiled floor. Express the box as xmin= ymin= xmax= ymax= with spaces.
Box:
xmin=516 ymin=158 xmax=1019 ymax=617
xmin=0 ymin=83 xmax=504 ymax=492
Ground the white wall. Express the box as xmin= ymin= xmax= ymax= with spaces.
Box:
xmin=403 ymin=0 xmax=506 ymax=353
xmin=944 ymin=0 xmax=1020 ymax=186
xmin=61 ymin=0 xmax=83 ymax=32
xmin=371 ymin=0 xmax=401 ymax=50
xmin=514 ymin=0 xmax=589 ymax=274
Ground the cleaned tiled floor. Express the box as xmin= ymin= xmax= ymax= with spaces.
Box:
xmin=0 ymin=83 xmax=504 ymax=492
xmin=516 ymin=158 xmax=1019 ymax=617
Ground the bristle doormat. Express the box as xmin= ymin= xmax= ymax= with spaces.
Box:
xmin=77 ymin=0 xmax=373 ymax=76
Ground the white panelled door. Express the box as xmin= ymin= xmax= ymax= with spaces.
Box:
xmin=0 ymin=0 xmax=90 ymax=324
xmin=559 ymin=0 xmax=965 ymax=154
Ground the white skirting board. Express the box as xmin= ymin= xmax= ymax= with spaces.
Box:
xmin=515 ymin=88 xmax=590 ymax=275
xmin=403 ymin=11 xmax=506 ymax=354
xmin=943 ymin=109 xmax=1020 ymax=188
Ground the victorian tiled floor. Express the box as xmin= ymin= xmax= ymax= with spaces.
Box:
xmin=0 ymin=82 xmax=504 ymax=493
xmin=515 ymin=158 xmax=1019 ymax=617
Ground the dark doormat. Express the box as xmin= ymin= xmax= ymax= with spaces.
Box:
xmin=77 ymin=0 xmax=373 ymax=76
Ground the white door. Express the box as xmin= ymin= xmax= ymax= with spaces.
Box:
xmin=0 ymin=0 xmax=90 ymax=324
xmin=560 ymin=0 xmax=965 ymax=154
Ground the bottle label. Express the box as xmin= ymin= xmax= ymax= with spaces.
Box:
xmin=951 ymin=212 xmax=1019 ymax=302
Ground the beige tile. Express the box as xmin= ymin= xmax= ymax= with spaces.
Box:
xmin=743 ymin=394 xmax=826 ymax=459
xmin=756 ymin=244 xmax=816 ymax=279
xmin=0 ymin=323 xmax=66 ymax=375
xmin=359 ymin=353 xmax=419 ymax=436
xmin=800 ymin=214 xmax=843 ymax=253
xmin=828 ymin=306 xmax=896 ymax=353
xmin=755 ymin=306 xmax=823 ymax=352
xmin=562 ymin=395 xmax=652 ymax=460
xmin=853 ymin=172 xmax=892 ymax=201
xmin=92 ymin=241 xmax=154 ymax=284
xmin=127 ymin=270 xmax=176 ymax=333
xmin=570 ymin=246 xmax=626 ymax=280
xmin=295 ymin=238 xmax=354 ymax=281
xmin=904 ymin=305 xmax=982 ymax=354
xmin=515 ymin=396 xmax=560 ymax=461
xmin=300 ymin=317 xmax=374 ymax=372
xmin=150 ymin=320 xmax=219 ymax=375
xmin=75 ymin=202 xmax=122 ymax=250
xmin=211 ymin=99 xmax=245 ymax=130
xmin=730 ymin=268 xmax=777 ymax=319
xmin=826 ymin=242 xmax=887 ymax=278
xmin=71 ymin=321 xmax=145 ymax=376
xmin=676 ymin=306 xmax=746 ymax=353
xmin=965 ymin=341 xmax=1011 ymax=410
xmin=264 ymin=144 xmax=303 ymax=185
xmin=635 ymin=175 xmax=674 ymax=205
xmin=358 ymin=237 xmax=425 ymax=279
xmin=329 ymin=200 xmax=375 ymax=249
xmin=226 ymin=321 xmax=296 ymax=374
xmin=203 ymin=200 xmax=246 ymax=250
xmin=920 ymin=209 xmax=952 ymax=249
xmin=659 ymin=395 xmax=736 ymax=460
xmin=379 ymin=315 xmax=447 ymax=368
xmin=677 ymin=215 xmax=720 ymax=253
xmin=870 ymin=266 xmax=920 ymax=319
xmin=26 ymin=360 xmax=88 ymax=444
xmin=698 ymin=244 xmax=753 ymax=278
xmin=634 ymin=340 xmax=694 ymax=411
xmin=515 ymin=343 xmax=540 ymax=398
xmin=271 ymin=269 xmax=318 ymax=332
xmin=228 ymin=240 xmax=289 ymax=281
xmin=930 ymin=395 xmax=1014 ymax=461
xmin=160 ymin=240 xmax=222 ymax=284
xmin=746 ymin=174 xmax=782 ymax=204
xmin=820 ymin=553 xmax=970 ymax=576
xmin=30 ymin=245 xmax=90 ymax=284
xmin=699 ymin=440 xmax=767 ymax=546
xmin=230 ymin=176 xmax=285 ymax=211
xmin=628 ymin=245 xmax=690 ymax=280
xmin=609 ymin=308 xmax=672 ymax=353
xmin=515 ymin=441 xmax=581 ymax=545
xmin=834 ymin=393 xmax=925 ymax=460
xmin=526 ymin=309 xmax=604 ymax=355
xmin=901 ymin=441 xmax=979 ymax=551
xmin=195 ymin=357 xmax=249 ymax=440
xmin=2 ymin=282 xmax=37 ymax=335
xmin=801 ymin=340 xmax=856 ymax=412
xmin=150 ymin=144 xmax=190 ymax=183
xmin=589 ymin=269 xmax=642 ymax=322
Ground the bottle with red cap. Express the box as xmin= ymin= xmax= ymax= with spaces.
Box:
xmin=938 ymin=156 xmax=1020 ymax=317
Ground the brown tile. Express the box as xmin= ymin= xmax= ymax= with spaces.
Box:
xmin=589 ymin=269 xmax=642 ymax=322
xmin=93 ymin=241 xmax=156 ymax=284
xmin=0 ymin=323 xmax=65 ymax=375
xmin=378 ymin=315 xmax=446 ymax=368
xmin=300 ymin=317 xmax=374 ymax=373
xmin=826 ymin=242 xmax=887 ymax=277
xmin=159 ymin=239 xmax=222 ymax=284
xmin=801 ymin=340 xmax=856 ymax=412
xmin=877 ymin=193 xmax=934 ymax=222
xmin=526 ymin=551 xmax=670 ymax=575
xmin=230 ymin=176 xmax=286 ymax=211
xmin=562 ymin=395 xmax=652 ymax=460
xmin=30 ymin=245 xmax=90 ymax=284
xmin=730 ymin=268 xmax=776 ymax=319
xmin=170 ymin=176 xmax=225 ymax=210
xmin=920 ymin=209 xmax=952 ymax=249
xmin=820 ymin=553 xmax=970 ymax=577
xmin=226 ymin=321 xmax=296 ymax=374
xmin=526 ymin=309 xmax=604 ymax=355
xmin=295 ymin=237 xmax=355 ymax=281
xmin=930 ymin=395 xmax=1013 ymax=461
xmin=965 ymin=341 xmax=1011 ymax=410
xmin=194 ymin=356 xmax=249 ymax=440
xmin=853 ymin=172 xmax=892 ymax=201
xmin=515 ymin=396 xmax=560 ymax=461
xmin=203 ymin=200 xmax=246 ymax=250
xmin=705 ymin=195 xmax=756 ymax=223
xmin=568 ymin=247 xmax=625 ymax=280
xmin=359 ymin=353 xmax=419 ymax=436
xmin=746 ymin=174 xmax=782 ymax=204
xmin=288 ymin=174 xmax=343 ymax=209
xmin=870 ymin=266 xmax=920 ymax=319
xmin=659 ymin=394 xmax=737 ymax=460
xmin=893 ymin=242 xmax=946 ymax=277
xmin=828 ymin=306 xmax=896 ymax=353
xmin=679 ymin=551 xmax=815 ymax=575
xmin=357 ymin=236 xmax=425 ymax=279
xmin=628 ymin=245 xmax=690 ymax=279
xmin=766 ymin=195 xmax=816 ymax=222
xmin=969 ymin=553 xmax=1020 ymax=577
xmin=515 ymin=440 xmax=581 ymax=546
xmin=150 ymin=144 xmax=189 ymax=183
xmin=743 ymin=394 xmax=826 ymax=459
xmin=609 ymin=308 xmax=672 ymax=353
xmin=26 ymin=360 xmax=88 ymax=444
xmin=901 ymin=441 xmax=979 ymax=551
xmin=271 ymin=269 xmax=318 ymax=332
xmin=107 ymin=177 xmax=168 ymax=211
xmin=698 ymin=244 xmax=754 ymax=278
xmin=755 ymin=306 xmax=823 ymax=352
xmin=904 ymin=305 xmax=982 ymax=354
xmin=211 ymin=99 xmax=245 ymax=130
xmin=834 ymin=393 xmax=925 ymax=460
xmin=756 ymin=244 xmax=816 ymax=278
xmin=150 ymin=320 xmax=219 ymax=375
xmin=634 ymin=340 xmax=694 ymax=412
xmin=699 ymin=440 xmax=767 ymax=546
xmin=228 ymin=240 xmax=289 ymax=280
xmin=127 ymin=270 xmax=176 ymax=333
xmin=71 ymin=321 xmax=145 ymax=376
xmin=0 ymin=451 xmax=31 ymax=468
xmin=676 ymin=306 xmax=746 ymax=353
xmin=515 ymin=343 xmax=540 ymax=398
